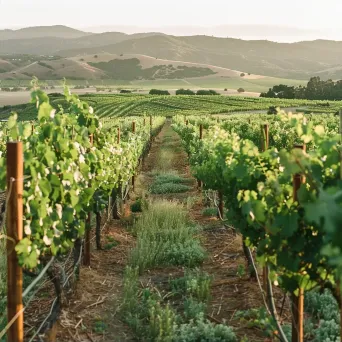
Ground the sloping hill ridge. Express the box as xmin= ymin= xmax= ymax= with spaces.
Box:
xmin=57 ymin=35 xmax=342 ymax=79
xmin=1 ymin=26 xmax=342 ymax=79
xmin=0 ymin=25 xmax=90 ymax=40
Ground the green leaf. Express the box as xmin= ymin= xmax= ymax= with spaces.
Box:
xmin=38 ymin=102 xmax=54 ymax=121
xmin=8 ymin=113 xmax=18 ymax=129
xmin=39 ymin=179 xmax=52 ymax=197
xmin=273 ymin=213 xmax=299 ymax=238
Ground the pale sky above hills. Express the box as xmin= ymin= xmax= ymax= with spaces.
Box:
xmin=1 ymin=0 xmax=342 ymax=41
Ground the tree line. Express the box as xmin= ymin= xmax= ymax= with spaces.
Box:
xmin=260 ymin=77 xmax=342 ymax=100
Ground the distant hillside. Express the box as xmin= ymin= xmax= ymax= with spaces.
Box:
xmin=0 ymin=25 xmax=90 ymax=40
xmin=0 ymin=31 xmax=161 ymax=55
xmin=2 ymin=25 xmax=342 ymax=79
xmin=57 ymin=35 xmax=342 ymax=79
xmin=88 ymin=58 xmax=216 ymax=80
xmin=0 ymin=56 xmax=106 ymax=80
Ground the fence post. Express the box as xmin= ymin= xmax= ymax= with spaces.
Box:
xmin=260 ymin=124 xmax=269 ymax=301
xmin=339 ymin=109 xmax=342 ymax=179
xmin=117 ymin=127 xmax=121 ymax=144
xmin=150 ymin=116 xmax=153 ymax=141
xmin=132 ymin=122 xmax=136 ymax=192
xmin=339 ymin=110 xmax=342 ymax=339
xmin=7 ymin=142 xmax=24 ymax=342
xmin=218 ymin=191 xmax=224 ymax=219
xmin=291 ymin=144 xmax=306 ymax=342
xmin=83 ymin=133 xmax=94 ymax=266
xmin=197 ymin=124 xmax=203 ymax=189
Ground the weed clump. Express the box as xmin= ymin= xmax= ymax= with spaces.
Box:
xmin=129 ymin=201 xmax=205 ymax=273
xmin=150 ymin=173 xmax=192 ymax=194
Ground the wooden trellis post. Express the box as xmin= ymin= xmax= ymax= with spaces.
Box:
xmin=7 ymin=142 xmax=24 ymax=342
xmin=132 ymin=122 xmax=136 ymax=192
xmin=83 ymin=133 xmax=94 ymax=266
xmin=197 ymin=124 xmax=203 ymax=189
xmin=261 ymin=124 xmax=269 ymax=301
xmin=117 ymin=127 xmax=121 ymax=144
xmin=218 ymin=191 xmax=224 ymax=219
xmin=291 ymin=144 xmax=306 ymax=342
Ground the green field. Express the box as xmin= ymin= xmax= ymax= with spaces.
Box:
xmin=176 ymin=76 xmax=306 ymax=92
xmin=0 ymin=93 xmax=340 ymax=121
xmin=0 ymin=76 xmax=306 ymax=93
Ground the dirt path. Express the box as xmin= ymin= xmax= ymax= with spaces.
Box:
xmin=135 ymin=121 xmax=274 ymax=341
xmin=56 ymin=121 xmax=284 ymax=341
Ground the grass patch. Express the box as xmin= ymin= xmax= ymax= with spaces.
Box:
xmin=129 ymin=200 xmax=205 ymax=273
xmin=202 ymin=207 xmax=218 ymax=217
xmin=169 ymin=269 xmax=212 ymax=302
xmin=155 ymin=147 xmax=174 ymax=171
xmin=150 ymin=183 xmax=191 ymax=194
xmin=103 ymin=236 xmax=120 ymax=250
xmin=153 ymin=173 xmax=192 ymax=185
xmin=150 ymin=173 xmax=193 ymax=194
xmin=131 ymin=198 xmax=147 ymax=213
xmin=122 ymin=266 xmax=237 ymax=341
xmin=122 ymin=266 xmax=178 ymax=340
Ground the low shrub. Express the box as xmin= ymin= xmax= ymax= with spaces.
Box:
xmin=129 ymin=201 xmax=205 ymax=273
xmin=196 ymin=89 xmax=220 ymax=95
xmin=267 ymin=106 xmax=278 ymax=114
xmin=150 ymin=182 xmax=191 ymax=194
xmin=175 ymin=314 xmax=237 ymax=342
xmin=153 ymin=173 xmax=191 ymax=185
xmin=149 ymin=89 xmax=170 ymax=95
xmin=131 ymin=198 xmax=146 ymax=213
xmin=170 ymin=269 xmax=212 ymax=302
xmin=202 ymin=207 xmax=217 ymax=217
xmin=184 ymin=298 xmax=207 ymax=320
xmin=176 ymin=88 xmax=195 ymax=95
xmin=150 ymin=173 xmax=192 ymax=194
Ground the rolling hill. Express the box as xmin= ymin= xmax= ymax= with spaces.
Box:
xmin=1 ymin=25 xmax=342 ymax=81
xmin=0 ymin=25 xmax=90 ymax=40
xmin=57 ymin=35 xmax=342 ymax=79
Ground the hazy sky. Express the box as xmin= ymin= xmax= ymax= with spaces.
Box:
xmin=1 ymin=0 xmax=342 ymax=39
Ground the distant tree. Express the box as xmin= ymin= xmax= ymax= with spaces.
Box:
xmin=240 ymin=73 xmax=245 ymax=77
xmin=248 ymin=73 xmax=251 ymax=75
xmin=267 ymin=106 xmax=278 ymax=114
xmin=196 ymin=89 xmax=220 ymax=95
xmin=176 ymin=88 xmax=195 ymax=95
xmin=80 ymin=58 xmax=85 ymax=61
xmin=120 ymin=89 xmax=132 ymax=94
xmin=237 ymin=88 xmax=245 ymax=93
xmin=149 ymin=89 xmax=170 ymax=95
xmin=260 ymin=84 xmax=295 ymax=99
xmin=224 ymin=88 xmax=228 ymax=91
xmin=261 ymin=76 xmax=342 ymax=100
xmin=94 ymin=55 xmax=98 ymax=58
